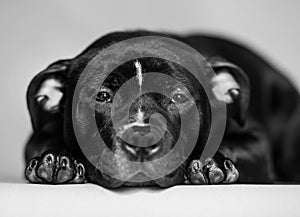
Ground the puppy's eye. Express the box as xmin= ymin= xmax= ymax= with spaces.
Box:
xmin=171 ymin=93 xmax=189 ymax=104
xmin=96 ymin=91 xmax=112 ymax=103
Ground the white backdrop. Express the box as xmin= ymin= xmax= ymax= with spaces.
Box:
xmin=0 ymin=0 xmax=300 ymax=181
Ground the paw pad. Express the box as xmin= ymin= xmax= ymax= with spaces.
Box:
xmin=186 ymin=157 xmax=238 ymax=185
xmin=25 ymin=153 xmax=86 ymax=184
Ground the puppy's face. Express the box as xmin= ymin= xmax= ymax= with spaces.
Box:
xmin=71 ymin=57 xmax=210 ymax=187
xmin=29 ymin=32 xmax=248 ymax=188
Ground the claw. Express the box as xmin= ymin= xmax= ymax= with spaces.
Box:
xmin=223 ymin=159 xmax=239 ymax=183
xmin=187 ymin=160 xmax=208 ymax=184
xmin=37 ymin=153 xmax=56 ymax=182
xmin=56 ymin=155 xmax=74 ymax=183
xmin=71 ymin=161 xmax=86 ymax=184
xmin=25 ymin=159 xmax=42 ymax=183
xmin=203 ymin=159 xmax=225 ymax=184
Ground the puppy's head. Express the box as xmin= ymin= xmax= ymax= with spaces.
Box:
xmin=27 ymin=31 xmax=249 ymax=188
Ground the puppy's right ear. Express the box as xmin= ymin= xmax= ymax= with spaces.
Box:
xmin=27 ymin=60 xmax=71 ymax=132
xmin=209 ymin=58 xmax=250 ymax=126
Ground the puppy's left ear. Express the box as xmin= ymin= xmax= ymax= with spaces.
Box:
xmin=209 ymin=58 xmax=250 ymax=126
xmin=27 ymin=60 xmax=71 ymax=132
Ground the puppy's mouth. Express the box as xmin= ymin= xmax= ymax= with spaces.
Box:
xmin=92 ymin=118 xmax=186 ymax=188
xmin=97 ymin=144 xmax=186 ymax=188
xmin=115 ymin=120 xmax=169 ymax=160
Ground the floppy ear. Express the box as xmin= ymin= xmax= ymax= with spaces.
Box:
xmin=27 ymin=60 xmax=71 ymax=132
xmin=209 ymin=58 xmax=250 ymax=126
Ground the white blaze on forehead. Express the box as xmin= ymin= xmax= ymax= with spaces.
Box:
xmin=135 ymin=60 xmax=143 ymax=91
xmin=134 ymin=60 xmax=144 ymax=121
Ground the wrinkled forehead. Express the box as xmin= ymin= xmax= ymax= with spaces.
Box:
xmin=69 ymin=37 xmax=212 ymax=99
xmin=72 ymin=59 xmax=201 ymax=96
xmin=105 ymin=57 xmax=197 ymax=92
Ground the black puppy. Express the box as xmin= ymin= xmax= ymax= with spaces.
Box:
xmin=24 ymin=31 xmax=300 ymax=188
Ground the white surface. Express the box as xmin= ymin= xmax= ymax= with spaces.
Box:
xmin=0 ymin=183 xmax=300 ymax=217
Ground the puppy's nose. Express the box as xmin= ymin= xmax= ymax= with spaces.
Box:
xmin=121 ymin=126 xmax=162 ymax=159
xmin=124 ymin=125 xmax=162 ymax=147
xmin=131 ymin=125 xmax=151 ymax=135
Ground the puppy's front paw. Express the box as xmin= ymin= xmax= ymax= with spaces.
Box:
xmin=25 ymin=152 xmax=86 ymax=184
xmin=186 ymin=155 xmax=239 ymax=184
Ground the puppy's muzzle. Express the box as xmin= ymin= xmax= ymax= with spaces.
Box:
xmin=121 ymin=124 xmax=164 ymax=160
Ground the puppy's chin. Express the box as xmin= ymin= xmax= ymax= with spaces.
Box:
xmin=91 ymin=168 xmax=185 ymax=188
xmin=123 ymin=168 xmax=185 ymax=187
xmin=87 ymin=138 xmax=186 ymax=188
